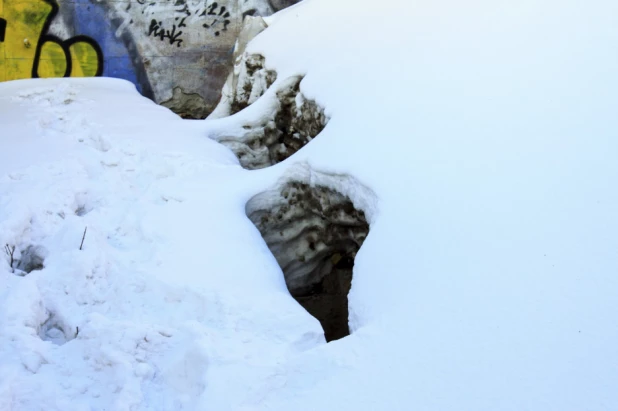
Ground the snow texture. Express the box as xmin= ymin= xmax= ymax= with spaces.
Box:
xmin=1 ymin=0 xmax=618 ymax=409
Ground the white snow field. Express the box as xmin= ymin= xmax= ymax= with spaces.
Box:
xmin=1 ymin=0 xmax=618 ymax=410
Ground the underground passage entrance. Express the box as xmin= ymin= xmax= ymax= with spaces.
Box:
xmin=246 ymin=179 xmax=370 ymax=342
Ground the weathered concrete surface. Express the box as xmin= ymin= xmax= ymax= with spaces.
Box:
xmin=0 ymin=0 xmax=301 ymax=118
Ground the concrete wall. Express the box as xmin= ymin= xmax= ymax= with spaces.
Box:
xmin=0 ymin=0 xmax=299 ymax=117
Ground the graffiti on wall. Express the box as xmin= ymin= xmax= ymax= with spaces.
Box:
xmin=0 ymin=0 xmax=102 ymax=82
xmin=0 ymin=0 xmax=301 ymax=117
xmin=146 ymin=1 xmax=233 ymax=45
xmin=0 ymin=18 xmax=6 ymax=42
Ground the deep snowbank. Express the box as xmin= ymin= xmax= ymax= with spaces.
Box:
xmin=210 ymin=0 xmax=618 ymax=408
xmin=0 ymin=79 xmax=326 ymax=410
xmin=1 ymin=0 xmax=618 ymax=409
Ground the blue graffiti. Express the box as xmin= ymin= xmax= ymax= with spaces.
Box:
xmin=68 ymin=2 xmax=152 ymax=97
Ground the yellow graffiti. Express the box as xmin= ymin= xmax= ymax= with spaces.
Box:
xmin=69 ymin=41 xmax=100 ymax=77
xmin=0 ymin=0 xmax=102 ymax=82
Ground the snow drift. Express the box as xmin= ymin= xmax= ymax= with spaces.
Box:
xmin=1 ymin=0 xmax=618 ymax=409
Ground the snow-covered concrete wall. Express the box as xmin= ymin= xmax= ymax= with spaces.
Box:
xmin=0 ymin=0 xmax=299 ymax=117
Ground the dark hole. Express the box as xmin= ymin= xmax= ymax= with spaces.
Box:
xmin=16 ymin=245 xmax=46 ymax=274
xmin=247 ymin=182 xmax=369 ymax=342
xmin=293 ymin=254 xmax=355 ymax=341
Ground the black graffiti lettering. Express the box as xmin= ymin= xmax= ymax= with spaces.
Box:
xmin=176 ymin=4 xmax=191 ymax=17
xmin=0 ymin=18 xmax=6 ymax=43
xmin=167 ymin=26 xmax=183 ymax=46
xmin=148 ymin=20 xmax=163 ymax=39
xmin=148 ymin=19 xmax=184 ymax=47
xmin=140 ymin=0 xmax=232 ymax=39
xmin=200 ymin=2 xmax=232 ymax=37
xmin=23 ymin=0 xmax=104 ymax=78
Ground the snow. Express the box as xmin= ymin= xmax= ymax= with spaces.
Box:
xmin=0 ymin=79 xmax=324 ymax=410
xmin=2 ymin=0 xmax=618 ymax=409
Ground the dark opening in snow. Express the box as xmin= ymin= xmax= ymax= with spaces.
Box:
xmin=246 ymin=181 xmax=369 ymax=342
xmin=11 ymin=245 xmax=47 ymax=275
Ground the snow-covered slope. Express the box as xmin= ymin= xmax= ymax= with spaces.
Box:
xmin=2 ymin=0 xmax=618 ymax=409
xmin=0 ymin=79 xmax=326 ymax=410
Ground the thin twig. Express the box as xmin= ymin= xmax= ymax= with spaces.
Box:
xmin=4 ymin=244 xmax=15 ymax=271
xmin=80 ymin=227 xmax=87 ymax=250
